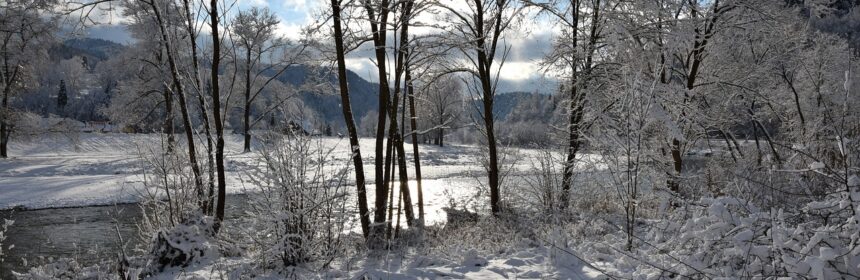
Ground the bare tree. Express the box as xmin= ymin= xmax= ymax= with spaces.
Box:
xmin=420 ymin=76 xmax=463 ymax=147
xmin=359 ymin=0 xmax=418 ymax=244
xmin=179 ymin=0 xmax=217 ymax=214
xmin=209 ymin=0 xmax=228 ymax=232
xmin=437 ymin=0 xmax=520 ymax=215
xmin=328 ymin=0 xmax=371 ymax=238
xmin=145 ymin=0 xmax=206 ymax=210
xmin=359 ymin=0 xmax=395 ymax=243
xmin=664 ymin=0 xmax=733 ymax=194
xmin=524 ymin=0 xmax=605 ymax=209
xmin=232 ymin=7 xmax=306 ymax=153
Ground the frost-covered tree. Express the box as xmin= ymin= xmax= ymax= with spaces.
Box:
xmin=524 ymin=0 xmax=608 ymax=208
xmin=418 ymin=76 xmax=464 ymax=147
xmin=232 ymin=7 xmax=306 ymax=153
xmin=0 ymin=0 xmax=56 ymax=158
xmin=436 ymin=0 xmax=522 ymax=215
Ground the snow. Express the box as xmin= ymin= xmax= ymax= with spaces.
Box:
xmin=1 ymin=133 xmax=615 ymax=279
xmin=0 ymin=134 xmax=149 ymax=209
xmin=848 ymin=175 xmax=860 ymax=187
xmin=0 ymin=133 xmax=600 ymax=212
xmin=145 ymin=246 xmax=607 ymax=279
xmin=809 ymin=162 xmax=826 ymax=170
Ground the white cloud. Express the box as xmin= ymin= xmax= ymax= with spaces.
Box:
xmin=496 ymin=61 xmax=541 ymax=82
xmin=344 ymin=58 xmax=379 ymax=82
xmin=275 ymin=22 xmax=304 ymax=40
xmin=242 ymin=0 xmax=269 ymax=7
xmin=282 ymin=0 xmax=308 ymax=11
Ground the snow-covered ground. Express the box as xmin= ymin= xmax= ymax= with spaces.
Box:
xmin=144 ymin=246 xmax=608 ymax=279
xmin=0 ymin=133 xmax=472 ymax=210
xmin=0 ymin=134 xmax=148 ymax=209
xmin=0 ymin=133 xmax=598 ymax=211
xmin=1 ymin=133 xmax=612 ymax=279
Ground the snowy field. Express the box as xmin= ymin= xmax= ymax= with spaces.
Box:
xmin=0 ymin=133 xmax=471 ymax=210
xmin=0 ymin=133 xmax=614 ymax=279
xmin=0 ymin=133 xmax=604 ymax=211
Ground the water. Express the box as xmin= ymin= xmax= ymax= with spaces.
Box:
xmin=0 ymin=178 xmax=476 ymax=278
xmin=0 ymin=195 xmax=253 ymax=279
xmin=0 ymin=204 xmax=140 ymax=278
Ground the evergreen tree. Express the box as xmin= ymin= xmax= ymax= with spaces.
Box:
xmin=57 ymin=79 xmax=68 ymax=112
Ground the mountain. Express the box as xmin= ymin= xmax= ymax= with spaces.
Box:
xmin=268 ymin=65 xmax=380 ymax=127
xmin=47 ymin=37 xmax=543 ymax=128
xmin=49 ymin=38 xmax=124 ymax=67
xmin=273 ymin=67 xmax=545 ymax=127
xmin=467 ymin=91 xmax=550 ymax=122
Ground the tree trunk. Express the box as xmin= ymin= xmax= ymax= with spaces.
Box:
xmin=381 ymin=112 xmax=415 ymax=228
xmin=331 ymin=0 xmax=371 ymax=237
xmin=171 ymin=81 xmax=206 ymax=209
xmin=560 ymin=1 xmax=581 ymax=208
xmin=383 ymin=134 xmax=395 ymax=233
xmin=150 ymin=0 xmax=206 ymax=213
xmin=243 ymin=48 xmax=252 ymax=153
xmin=437 ymin=126 xmax=444 ymax=147
xmin=393 ymin=103 xmax=415 ymax=228
xmin=390 ymin=0 xmax=415 ymax=227
xmin=473 ymin=0 xmax=502 ymax=216
xmin=561 ymin=0 xmax=600 ymax=209
xmin=163 ymin=85 xmax=175 ymax=153
xmin=406 ymin=69 xmax=424 ymax=223
xmin=363 ymin=0 xmax=393 ymax=247
xmin=0 ymin=122 xmax=6 ymax=158
xmin=484 ymin=97 xmax=500 ymax=215
xmin=210 ymin=0 xmax=228 ymax=233
xmin=181 ymin=0 xmax=217 ymax=215
xmin=667 ymin=0 xmax=723 ymax=194
xmin=386 ymin=144 xmax=396 ymax=239
xmin=0 ymin=88 xmax=8 ymax=158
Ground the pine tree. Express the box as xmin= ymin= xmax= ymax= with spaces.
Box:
xmin=57 ymin=79 xmax=68 ymax=112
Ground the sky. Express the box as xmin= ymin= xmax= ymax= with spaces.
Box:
xmin=86 ymin=0 xmax=559 ymax=94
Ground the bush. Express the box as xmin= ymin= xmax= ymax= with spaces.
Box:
xmin=577 ymin=195 xmax=860 ymax=279
xmin=143 ymin=214 xmax=217 ymax=275
xmin=0 ymin=219 xmax=12 ymax=265
xmin=241 ymin=133 xmax=353 ymax=271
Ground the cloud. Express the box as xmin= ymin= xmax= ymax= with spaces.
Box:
xmin=344 ymin=57 xmax=379 ymax=82
xmin=282 ymin=0 xmax=308 ymax=11
xmin=85 ymin=24 xmax=134 ymax=44
xmin=274 ymin=21 xmax=304 ymax=40
xmin=241 ymin=0 xmax=268 ymax=7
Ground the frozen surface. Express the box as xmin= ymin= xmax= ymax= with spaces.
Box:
xmin=0 ymin=133 xmax=600 ymax=210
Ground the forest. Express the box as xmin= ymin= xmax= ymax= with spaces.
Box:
xmin=1 ymin=0 xmax=860 ymax=278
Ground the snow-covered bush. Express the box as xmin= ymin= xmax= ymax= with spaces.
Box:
xmin=426 ymin=214 xmax=531 ymax=260
xmin=136 ymin=138 xmax=205 ymax=236
xmin=128 ymin=137 xmax=220 ymax=275
xmin=581 ymin=195 xmax=860 ymax=279
xmin=143 ymin=213 xmax=217 ymax=275
xmin=0 ymin=219 xmax=12 ymax=265
xmin=12 ymin=258 xmax=116 ymax=280
xmin=516 ymin=150 xmax=564 ymax=214
xmin=242 ymin=132 xmax=352 ymax=270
